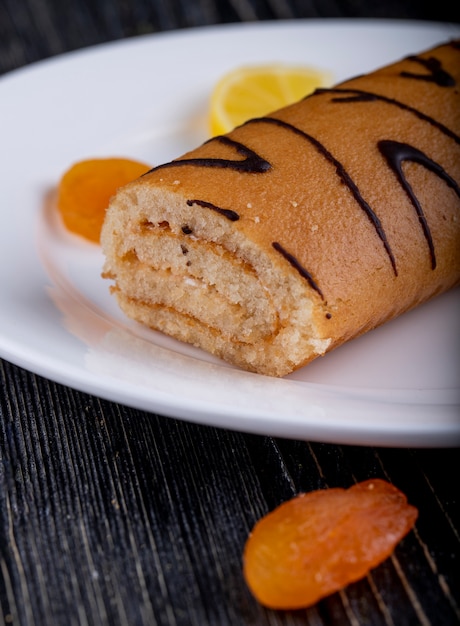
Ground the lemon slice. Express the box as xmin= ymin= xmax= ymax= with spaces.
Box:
xmin=209 ymin=63 xmax=332 ymax=136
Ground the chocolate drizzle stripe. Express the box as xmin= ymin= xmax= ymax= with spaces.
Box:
xmin=144 ymin=135 xmax=271 ymax=176
xmin=400 ymin=55 xmax=456 ymax=87
xmin=272 ymin=242 xmax=324 ymax=299
xmin=318 ymin=88 xmax=460 ymax=145
xmin=315 ymin=85 xmax=460 ymax=270
xmin=249 ymin=116 xmax=398 ymax=275
xmin=378 ymin=140 xmax=460 ymax=270
xmin=186 ymin=199 xmax=240 ymax=221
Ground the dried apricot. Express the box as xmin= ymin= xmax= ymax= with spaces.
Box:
xmin=243 ymin=479 xmax=418 ymax=610
xmin=57 ymin=157 xmax=150 ymax=242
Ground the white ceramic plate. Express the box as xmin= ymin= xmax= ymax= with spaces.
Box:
xmin=1 ymin=19 xmax=459 ymax=447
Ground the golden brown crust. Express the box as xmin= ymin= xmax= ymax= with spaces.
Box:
xmin=101 ymin=40 xmax=460 ymax=376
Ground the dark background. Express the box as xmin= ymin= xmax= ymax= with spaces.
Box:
xmin=1 ymin=0 xmax=459 ymax=74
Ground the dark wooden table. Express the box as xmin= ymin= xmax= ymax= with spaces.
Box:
xmin=1 ymin=1 xmax=459 ymax=625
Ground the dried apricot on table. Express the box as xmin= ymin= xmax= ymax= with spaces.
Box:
xmin=243 ymin=479 xmax=418 ymax=610
xmin=57 ymin=157 xmax=150 ymax=243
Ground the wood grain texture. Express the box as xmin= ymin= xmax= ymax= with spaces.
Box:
xmin=1 ymin=1 xmax=460 ymax=624
xmin=0 ymin=0 xmax=458 ymax=74
xmin=1 ymin=362 xmax=459 ymax=625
